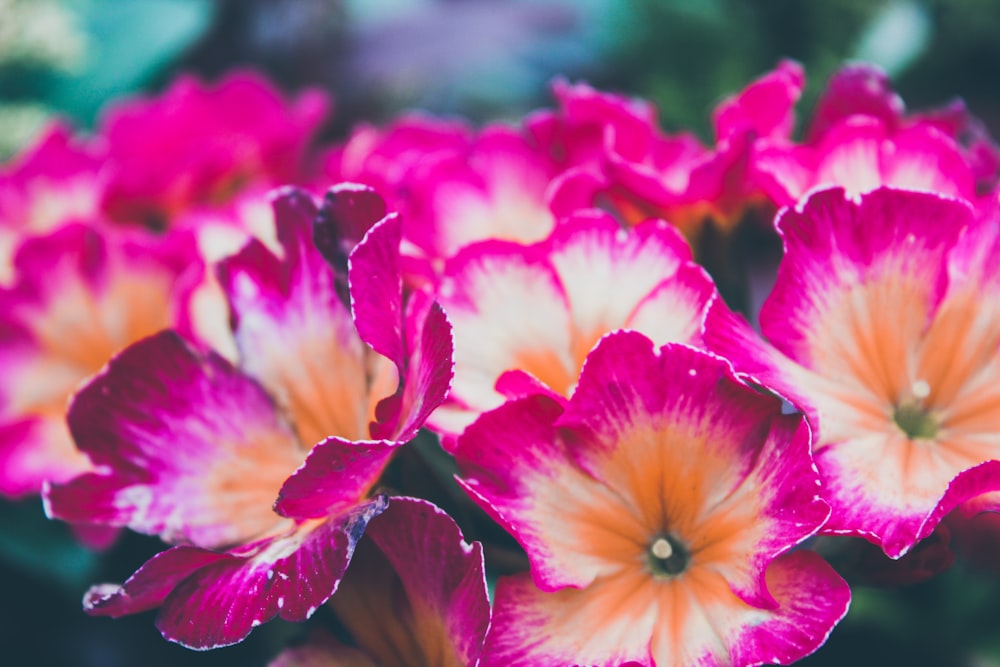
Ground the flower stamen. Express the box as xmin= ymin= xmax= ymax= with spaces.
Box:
xmin=646 ymin=534 xmax=689 ymax=578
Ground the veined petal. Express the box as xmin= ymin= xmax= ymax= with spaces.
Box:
xmin=45 ymin=331 xmax=302 ymax=550
xmin=86 ymin=498 xmax=386 ymax=650
xmin=328 ymin=497 xmax=490 ymax=667
xmin=560 ymin=333 xmax=829 ymax=606
xmin=274 ymin=437 xmax=398 ymax=520
xmin=728 ymin=186 xmax=1000 ymax=556
xmin=545 ymin=215 xmax=694 ymax=358
xmin=369 ymin=290 xmax=454 ymax=442
xmin=218 ymin=189 xmax=370 ymax=447
xmin=482 ymin=571 xmax=657 ymax=667
xmin=483 ymin=551 xmax=848 ymax=667
xmin=348 ymin=210 xmax=454 ymax=441
xmin=761 ymin=187 xmax=967 ymax=371
xmin=432 ymin=242 xmax=573 ymax=438
xmin=455 ymin=394 xmax=615 ymax=591
xmin=0 ymin=418 xmax=90 ymax=498
xmin=433 ymin=217 xmax=716 ymax=440
xmin=626 ymin=263 xmax=718 ymax=348
xmin=349 ymin=212 xmax=405 ymax=366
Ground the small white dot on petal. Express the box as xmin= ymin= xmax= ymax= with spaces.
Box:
xmin=688 ymin=369 xmax=697 ymax=377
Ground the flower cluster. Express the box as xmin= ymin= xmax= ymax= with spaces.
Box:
xmin=4 ymin=60 xmax=1000 ymax=665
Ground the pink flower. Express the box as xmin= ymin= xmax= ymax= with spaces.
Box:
xmin=706 ymin=186 xmax=1000 ymax=558
xmin=269 ymin=497 xmax=490 ymax=667
xmin=43 ymin=186 xmax=453 ymax=648
xmin=321 ymin=114 xmax=472 ymax=224
xmin=99 ymin=71 xmax=329 ymax=227
xmin=0 ymin=123 xmax=105 ymax=283
xmin=547 ymin=62 xmax=804 ymax=236
xmin=324 ymin=117 xmax=563 ymax=275
xmin=753 ymin=63 xmax=996 ymax=207
xmin=454 ymin=332 xmax=848 ymax=667
xmin=402 ymin=125 xmax=561 ymax=265
xmin=429 ymin=210 xmax=717 ymax=441
xmin=0 ymin=223 xmax=202 ymax=499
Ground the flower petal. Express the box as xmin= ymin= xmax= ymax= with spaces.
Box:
xmin=218 ymin=188 xmax=371 ymax=447
xmin=45 ymin=331 xmax=302 ymax=549
xmin=86 ymin=498 xmax=386 ymax=650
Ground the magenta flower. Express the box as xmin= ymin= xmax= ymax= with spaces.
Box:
xmin=0 ymin=123 xmax=105 ymax=283
xmin=429 ymin=210 xmax=717 ymax=441
xmin=454 ymin=332 xmax=848 ymax=667
xmin=707 ymin=186 xmax=1000 ymax=557
xmin=99 ymin=71 xmax=329 ymax=226
xmin=269 ymin=497 xmax=490 ymax=667
xmin=753 ymin=63 xmax=996 ymax=207
xmin=321 ymin=114 xmax=472 ymax=218
xmin=401 ymin=125 xmax=562 ymax=265
xmin=0 ymin=223 xmax=202 ymax=499
xmin=44 ymin=186 xmax=453 ymax=648
xmin=547 ymin=61 xmax=804 ymax=235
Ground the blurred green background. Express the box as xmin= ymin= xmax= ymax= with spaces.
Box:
xmin=3 ymin=1 xmax=1000 ymax=665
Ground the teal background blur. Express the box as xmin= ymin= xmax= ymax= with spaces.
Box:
xmin=2 ymin=1 xmax=1000 ymax=665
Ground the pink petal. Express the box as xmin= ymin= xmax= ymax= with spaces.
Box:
xmin=45 ymin=331 xmax=302 ymax=550
xmin=274 ymin=437 xmax=398 ymax=520
xmin=87 ymin=498 xmax=386 ymax=650
xmin=218 ymin=188 xmax=371 ymax=446
xmin=713 ymin=60 xmax=805 ymax=142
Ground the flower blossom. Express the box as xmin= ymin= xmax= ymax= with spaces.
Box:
xmin=429 ymin=210 xmax=717 ymax=440
xmin=270 ymin=497 xmax=490 ymax=667
xmin=706 ymin=186 xmax=1000 ymax=557
xmin=546 ymin=61 xmax=804 ymax=236
xmin=454 ymin=332 xmax=849 ymax=667
xmin=0 ymin=223 xmax=202 ymax=499
xmin=99 ymin=70 xmax=329 ymax=228
xmin=0 ymin=123 xmax=105 ymax=283
xmin=753 ymin=63 xmax=998 ymax=208
xmin=43 ymin=185 xmax=453 ymax=648
xmin=325 ymin=116 xmax=563 ymax=279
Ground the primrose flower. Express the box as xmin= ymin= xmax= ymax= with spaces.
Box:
xmin=0 ymin=123 xmax=104 ymax=283
xmin=454 ymin=332 xmax=849 ymax=667
xmin=270 ymin=497 xmax=490 ymax=667
xmin=44 ymin=186 xmax=453 ymax=648
xmin=326 ymin=117 xmax=561 ymax=277
xmin=706 ymin=186 xmax=1000 ymax=557
xmin=401 ymin=125 xmax=561 ymax=266
xmin=0 ymin=223 xmax=201 ymax=499
xmin=321 ymin=114 xmax=472 ymax=219
xmin=547 ymin=61 xmax=804 ymax=235
xmin=99 ymin=70 xmax=329 ymax=227
xmin=429 ymin=210 xmax=717 ymax=440
xmin=806 ymin=63 xmax=1000 ymax=190
xmin=754 ymin=63 xmax=998 ymax=208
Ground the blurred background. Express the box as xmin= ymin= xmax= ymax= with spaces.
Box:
xmin=3 ymin=1 xmax=1000 ymax=665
